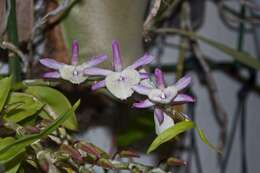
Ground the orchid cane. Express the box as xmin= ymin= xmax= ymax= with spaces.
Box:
xmin=39 ymin=40 xmax=107 ymax=84
xmin=85 ymin=40 xmax=154 ymax=100
xmin=132 ymin=68 xmax=194 ymax=134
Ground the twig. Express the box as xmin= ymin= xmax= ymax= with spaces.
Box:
xmin=192 ymin=44 xmax=228 ymax=151
xmin=144 ymin=0 xmax=162 ymax=35
xmin=184 ymin=1 xmax=228 ymax=152
xmin=32 ymin=0 xmax=70 ymax=38
xmin=159 ymin=0 xmax=184 ymax=21
xmin=0 ymin=41 xmax=28 ymax=71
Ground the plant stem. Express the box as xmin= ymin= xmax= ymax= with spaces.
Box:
xmin=7 ymin=0 xmax=22 ymax=82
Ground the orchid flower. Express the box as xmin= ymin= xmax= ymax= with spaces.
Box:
xmin=39 ymin=40 xmax=107 ymax=84
xmin=85 ymin=40 xmax=154 ymax=100
xmin=132 ymin=68 xmax=194 ymax=134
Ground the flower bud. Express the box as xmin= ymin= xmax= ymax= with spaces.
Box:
xmin=167 ymin=157 xmax=187 ymax=166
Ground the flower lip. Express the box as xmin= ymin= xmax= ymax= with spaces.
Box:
xmin=59 ymin=65 xmax=87 ymax=84
xmin=154 ymin=110 xmax=175 ymax=135
xmin=148 ymin=86 xmax=178 ymax=104
xmin=105 ymin=69 xmax=141 ymax=100
xmin=73 ymin=69 xmax=79 ymax=76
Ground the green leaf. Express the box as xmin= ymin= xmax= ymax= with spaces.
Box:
xmin=197 ymin=36 xmax=260 ymax=70
xmin=3 ymin=93 xmax=43 ymax=123
xmin=0 ymin=137 xmax=23 ymax=173
xmin=194 ymin=125 xmax=222 ymax=154
xmin=147 ymin=121 xmax=194 ymax=153
xmin=0 ymin=100 xmax=80 ymax=164
xmin=156 ymin=28 xmax=260 ymax=70
xmin=0 ymin=137 xmax=16 ymax=150
xmin=5 ymin=162 xmax=20 ymax=173
xmin=25 ymin=86 xmax=78 ymax=130
xmin=0 ymin=76 xmax=12 ymax=112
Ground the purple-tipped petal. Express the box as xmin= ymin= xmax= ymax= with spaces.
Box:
xmin=91 ymin=80 xmax=106 ymax=91
xmin=154 ymin=68 xmax=166 ymax=89
xmin=172 ymin=94 xmax=195 ymax=104
xmin=84 ymin=67 xmax=112 ymax=76
xmin=132 ymin=84 xmax=152 ymax=96
xmin=112 ymin=40 xmax=122 ymax=71
xmin=39 ymin=58 xmax=65 ymax=70
xmin=139 ymin=72 xmax=150 ymax=79
xmin=71 ymin=40 xmax=79 ymax=65
xmin=42 ymin=71 xmax=61 ymax=78
xmin=133 ymin=99 xmax=155 ymax=108
xmin=127 ymin=53 xmax=154 ymax=69
xmin=84 ymin=55 xmax=108 ymax=68
xmin=154 ymin=108 xmax=164 ymax=124
xmin=175 ymin=75 xmax=191 ymax=91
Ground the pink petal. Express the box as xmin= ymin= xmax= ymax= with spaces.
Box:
xmin=84 ymin=67 xmax=112 ymax=76
xmin=42 ymin=71 xmax=61 ymax=78
xmin=154 ymin=68 xmax=166 ymax=89
xmin=132 ymin=84 xmax=152 ymax=95
xmin=39 ymin=58 xmax=65 ymax=70
xmin=172 ymin=94 xmax=195 ymax=104
xmin=84 ymin=55 xmax=108 ymax=68
xmin=112 ymin=40 xmax=122 ymax=72
xmin=91 ymin=80 xmax=106 ymax=91
xmin=71 ymin=40 xmax=79 ymax=65
xmin=133 ymin=99 xmax=155 ymax=108
xmin=154 ymin=108 xmax=164 ymax=124
xmin=127 ymin=53 xmax=154 ymax=69
xmin=139 ymin=72 xmax=150 ymax=79
xmin=175 ymin=75 xmax=191 ymax=91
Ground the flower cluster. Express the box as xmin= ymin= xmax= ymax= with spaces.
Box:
xmin=133 ymin=68 xmax=194 ymax=134
xmin=40 ymin=40 xmax=194 ymax=134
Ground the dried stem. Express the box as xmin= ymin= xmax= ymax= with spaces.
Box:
xmin=192 ymin=44 xmax=228 ymax=150
xmin=185 ymin=0 xmax=227 ymax=154
xmin=144 ymin=0 xmax=162 ymax=35
xmin=0 ymin=41 xmax=28 ymax=71
xmin=32 ymin=0 xmax=70 ymax=39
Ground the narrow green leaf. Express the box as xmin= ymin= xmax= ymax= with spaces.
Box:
xmin=0 ymin=137 xmax=23 ymax=173
xmin=197 ymin=36 xmax=260 ymax=70
xmin=147 ymin=121 xmax=194 ymax=153
xmin=194 ymin=125 xmax=222 ymax=154
xmin=25 ymin=86 xmax=78 ymax=130
xmin=156 ymin=28 xmax=260 ymax=70
xmin=0 ymin=76 xmax=12 ymax=112
xmin=0 ymin=100 xmax=80 ymax=164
